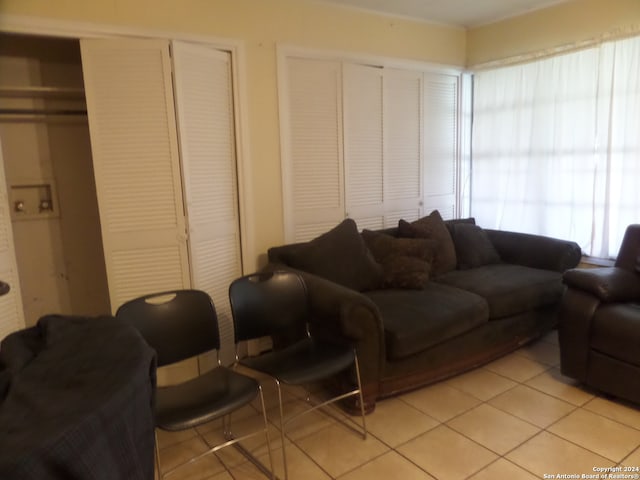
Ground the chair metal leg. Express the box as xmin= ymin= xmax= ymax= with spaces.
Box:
xmin=258 ymin=384 xmax=277 ymax=480
xmin=154 ymin=430 xmax=163 ymax=480
xmin=220 ymin=386 xmax=275 ymax=480
xmin=275 ymin=379 xmax=289 ymax=480
xmin=269 ymin=358 xmax=367 ymax=480
xmin=159 ymin=390 xmax=276 ymax=480
xmin=353 ymin=351 xmax=367 ymax=440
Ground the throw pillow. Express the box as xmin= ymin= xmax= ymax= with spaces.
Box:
xmin=397 ymin=210 xmax=457 ymax=276
xmin=450 ymin=223 xmax=501 ymax=269
xmin=379 ymin=255 xmax=430 ymax=290
xmin=285 ymin=218 xmax=383 ymax=291
xmin=362 ymin=230 xmax=436 ymax=289
xmin=445 ymin=217 xmax=476 ymax=235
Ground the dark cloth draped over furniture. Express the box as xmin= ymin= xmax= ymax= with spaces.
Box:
xmin=266 ymin=212 xmax=582 ymax=411
xmin=559 ymin=224 xmax=640 ymax=404
xmin=0 ymin=315 xmax=157 ymax=480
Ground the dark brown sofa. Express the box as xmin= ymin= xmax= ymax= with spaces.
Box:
xmin=558 ymin=224 xmax=640 ymax=405
xmin=267 ymin=213 xmax=582 ymax=411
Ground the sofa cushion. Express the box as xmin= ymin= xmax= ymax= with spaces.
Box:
xmin=284 ymin=218 xmax=382 ymax=292
xmin=591 ymin=303 xmax=640 ymax=367
xmin=397 ymin=210 xmax=457 ymax=276
xmin=361 ymin=230 xmax=436 ymax=289
xmin=450 ymin=223 xmax=501 ymax=270
xmin=365 ymin=283 xmax=489 ymax=360
xmin=435 ymin=264 xmax=564 ymax=319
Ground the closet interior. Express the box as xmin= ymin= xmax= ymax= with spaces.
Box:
xmin=0 ymin=32 xmax=110 ymax=328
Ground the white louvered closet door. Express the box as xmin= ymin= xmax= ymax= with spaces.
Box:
xmin=423 ymin=73 xmax=460 ymax=219
xmin=0 ymin=140 xmax=25 ymax=340
xmin=383 ymin=68 xmax=423 ymax=226
xmin=343 ymin=63 xmax=384 ymax=230
xmin=171 ymin=41 xmax=241 ymax=365
xmin=283 ymin=58 xmax=345 ymax=242
xmin=80 ymin=39 xmax=190 ymax=311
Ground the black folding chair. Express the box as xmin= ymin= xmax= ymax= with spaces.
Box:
xmin=229 ymin=271 xmax=367 ymax=480
xmin=116 ymin=289 xmax=274 ymax=479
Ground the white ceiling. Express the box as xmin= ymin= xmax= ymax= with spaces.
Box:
xmin=314 ymin=0 xmax=571 ymax=27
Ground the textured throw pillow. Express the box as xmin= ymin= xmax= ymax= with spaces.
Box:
xmin=362 ymin=230 xmax=436 ymax=289
xmin=285 ymin=218 xmax=383 ymax=291
xmin=445 ymin=217 xmax=476 ymax=235
xmin=450 ymin=223 xmax=501 ymax=269
xmin=379 ymin=256 xmax=430 ymax=290
xmin=397 ymin=210 xmax=457 ymax=276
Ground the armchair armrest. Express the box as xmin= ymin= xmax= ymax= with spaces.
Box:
xmin=485 ymin=229 xmax=582 ymax=272
xmin=563 ymin=267 xmax=640 ymax=303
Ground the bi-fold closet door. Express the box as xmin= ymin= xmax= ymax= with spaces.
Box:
xmin=282 ymin=56 xmax=462 ymax=243
xmin=343 ymin=63 xmax=423 ymax=231
xmin=0 ymin=142 xmax=25 ymax=341
xmin=80 ymin=39 xmax=241 ymax=363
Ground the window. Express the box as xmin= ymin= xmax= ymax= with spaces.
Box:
xmin=472 ymin=35 xmax=640 ymax=258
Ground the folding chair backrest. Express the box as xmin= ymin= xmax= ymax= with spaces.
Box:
xmin=229 ymin=271 xmax=309 ymax=343
xmin=116 ymin=289 xmax=219 ymax=367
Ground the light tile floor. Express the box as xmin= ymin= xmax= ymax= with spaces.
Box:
xmin=156 ymin=331 xmax=640 ymax=480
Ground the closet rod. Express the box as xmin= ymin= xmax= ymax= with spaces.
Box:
xmin=0 ymin=86 xmax=85 ymax=98
xmin=0 ymin=108 xmax=87 ymax=116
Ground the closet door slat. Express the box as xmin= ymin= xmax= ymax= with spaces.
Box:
xmin=282 ymin=57 xmax=345 ymax=242
xmin=343 ymin=63 xmax=384 ymax=228
xmin=81 ymin=38 xmax=190 ymax=311
xmin=172 ymin=41 xmax=241 ymax=365
xmin=383 ymin=68 xmax=423 ymax=225
xmin=423 ymin=72 xmax=459 ymax=219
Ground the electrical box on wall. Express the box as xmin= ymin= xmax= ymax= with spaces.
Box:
xmin=10 ymin=181 xmax=59 ymax=221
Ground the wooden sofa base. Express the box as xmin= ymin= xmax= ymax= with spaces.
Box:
xmin=378 ymin=334 xmax=541 ymax=400
xmin=339 ymin=309 xmax=557 ymax=415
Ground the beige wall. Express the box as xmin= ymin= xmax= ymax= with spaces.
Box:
xmin=467 ymin=0 xmax=640 ymax=66
xmin=2 ymin=0 xmax=639 ymax=270
xmin=0 ymin=0 xmax=466 ymax=269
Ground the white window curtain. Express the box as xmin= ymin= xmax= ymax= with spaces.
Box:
xmin=472 ymin=35 xmax=640 ymax=258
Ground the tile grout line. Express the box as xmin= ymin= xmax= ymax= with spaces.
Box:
xmin=407 ymin=349 xmax=622 ymax=477
xmin=155 ymin=333 xmax=640 ymax=480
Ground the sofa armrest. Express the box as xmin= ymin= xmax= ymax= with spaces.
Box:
xmin=485 ymin=229 xmax=582 ymax=272
xmin=262 ymin=263 xmax=386 ymax=388
xmin=563 ymin=267 xmax=640 ymax=303
xmin=558 ymin=288 xmax=600 ymax=381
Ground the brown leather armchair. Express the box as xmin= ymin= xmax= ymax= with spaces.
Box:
xmin=558 ymin=224 xmax=640 ymax=404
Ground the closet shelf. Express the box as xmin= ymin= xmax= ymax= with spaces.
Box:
xmin=0 ymin=86 xmax=85 ymax=99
